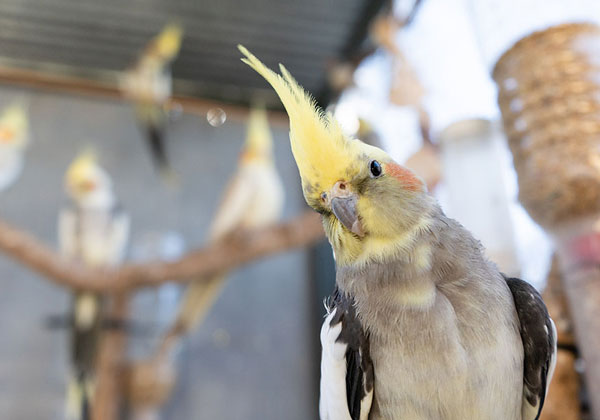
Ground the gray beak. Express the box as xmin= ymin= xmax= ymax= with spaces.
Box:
xmin=331 ymin=196 xmax=365 ymax=237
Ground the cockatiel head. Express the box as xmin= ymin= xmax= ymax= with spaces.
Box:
xmin=241 ymin=106 xmax=274 ymax=163
xmin=0 ymin=103 xmax=29 ymax=151
xmin=239 ymin=46 xmax=434 ymax=266
xmin=65 ymin=151 xmax=114 ymax=206
xmin=147 ymin=23 xmax=183 ymax=63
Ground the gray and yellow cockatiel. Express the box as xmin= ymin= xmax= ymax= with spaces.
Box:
xmin=121 ymin=23 xmax=183 ymax=179
xmin=0 ymin=102 xmax=29 ymax=191
xmin=239 ymin=46 xmax=557 ymax=420
xmin=59 ymin=152 xmax=130 ymax=420
xmin=168 ymin=106 xmax=284 ymax=340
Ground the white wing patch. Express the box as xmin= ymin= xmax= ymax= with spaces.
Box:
xmin=359 ymin=376 xmax=374 ymax=420
xmin=505 ymin=276 xmax=558 ymax=420
xmin=521 ymin=315 xmax=558 ymax=420
xmin=546 ymin=319 xmax=558 ymax=395
xmin=320 ymin=309 xmax=352 ymax=420
xmin=522 ymin=394 xmax=540 ymax=420
xmin=319 ymin=308 xmax=373 ymax=420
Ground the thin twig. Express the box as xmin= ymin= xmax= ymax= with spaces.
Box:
xmin=0 ymin=211 xmax=325 ymax=292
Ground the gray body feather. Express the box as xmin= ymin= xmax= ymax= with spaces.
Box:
xmin=322 ymin=207 xmax=555 ymax=420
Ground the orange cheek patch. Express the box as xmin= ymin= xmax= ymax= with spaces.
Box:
xmin=0 ymin=128 xmax=15 ymax=143
xmin=79 ymin=180 xmax=97 ymax=192
xmin=385 ymin=163 xmax=424 ymax=192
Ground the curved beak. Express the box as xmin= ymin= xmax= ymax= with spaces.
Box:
xmin=328 ymin=181 xmax=364 ymax=237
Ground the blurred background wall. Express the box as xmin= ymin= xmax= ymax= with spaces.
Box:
xmin=0 ymin=86 xmax=318 ymax=420
xmin=0 ymin=0 xmax=598 ymax=419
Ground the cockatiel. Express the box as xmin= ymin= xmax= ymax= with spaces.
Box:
xmin=355 ymin=118 xmax=381 ymax=149
xmin=59 ymin=152 xmax=130 ymax=420
xmin=239 ymin=46 xmax=557 ymax=420
xmin=121 ymin=23 xmax=183 ymax=179
xmin=167 ymin=106 xmax=284 ymax=340
xmin=0 ymin=102 xmax=29 ymax=191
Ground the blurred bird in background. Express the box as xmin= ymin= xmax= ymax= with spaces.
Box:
xmin=163 ymin=106 xmax=284 ymax=347
xmin=355 ymin=118 xmax=382 ymax=148
xmin=121 ymin=23 xmax=183 ymax=181
xmin=0 ymin=102 xmax=29 ymax=191
xmin=240 ymin=47 xmax=556 ymax=420
xmin=59 ymin=152 xmax=130 ymax=420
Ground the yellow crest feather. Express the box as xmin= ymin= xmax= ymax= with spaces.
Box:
xmin=153 ymin=23 xmax=183 ymax=59
xmin=245 ymin=105 xmax=273 ymax=156
xmin=66 ymin=150 xmax=97 ymax=185
xmin=238 ymin=45 xmax=360 ymax=200
xmin=0 ymin=103 xmax=29 ymax=145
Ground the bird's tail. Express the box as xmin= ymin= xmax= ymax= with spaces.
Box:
xmin=146 ymin=122 xmax=179 ymax=185
xmin=147 ymin=122 xmax=180 ymax=186
xmin=162 ymin=274 xmax=228 ymax=350
xmin=146 ymin=122 xmax=168 ymax=171
xmin=65 ymin=372 xmax=94 ymax=420
xmin=135 ymin=105 xmax=178 ymax=186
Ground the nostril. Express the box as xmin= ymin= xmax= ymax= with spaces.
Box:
xmin=321 ymin=192 xmax=327 ymax=201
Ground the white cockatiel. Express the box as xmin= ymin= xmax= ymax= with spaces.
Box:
xmin=169 ymin=106 xmax=285 ymax=338
xmin=0 ymin=103 xmax=29 ymax=191
xmin=59 ymin=152 xmax=130 ymax=420
xmin=121 ymin=23 xmax=183 ymax=179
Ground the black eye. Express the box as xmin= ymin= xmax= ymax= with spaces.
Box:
xmin=369 ymin=160 xmax=382 ymax=178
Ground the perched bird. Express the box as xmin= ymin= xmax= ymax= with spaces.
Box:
xmin=0 ymin=102 xmax=29 ymax=191
xmin=166 ymin=106 xmax=285 ymax=342
xmin=59 ymin=152 xmax=130 ymax=420
xmin=121 ymin=23 xmax=183 ymax=180
xmin=239 ymin=46 xmax=556 ymax=420
xmin=355 ymin=118 xmax=382 ymax=148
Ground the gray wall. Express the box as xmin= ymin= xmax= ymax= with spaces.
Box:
xmin=0 ymin=85 xmax=319 ymax=420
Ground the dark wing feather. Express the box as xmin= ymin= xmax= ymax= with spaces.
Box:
xmin=325 ymin=287 xmax=373 ymax=420
xmin=504 ymin=276 xmax=557 ymax=420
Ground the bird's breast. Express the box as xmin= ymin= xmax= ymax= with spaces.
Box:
xmin=357 ymin=281 xmax=523 ymax=420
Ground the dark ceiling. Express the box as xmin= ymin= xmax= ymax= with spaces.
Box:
xmin=0 ymin=0 xmax=386 ymax=107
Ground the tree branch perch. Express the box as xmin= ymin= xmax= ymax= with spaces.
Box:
xmin=0 ymin=211 xmax=325 ymax=292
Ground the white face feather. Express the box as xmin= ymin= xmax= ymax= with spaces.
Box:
xmin=65 ymin=157 xmax=115 ymax=208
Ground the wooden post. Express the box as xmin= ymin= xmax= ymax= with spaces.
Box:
xmin=540 ymin=256 xmax=580 ymax=420
xmin=92 ymin=292 xmax=130 ymax=420
xmin=556 ymin=257 xmax=600 ymax=417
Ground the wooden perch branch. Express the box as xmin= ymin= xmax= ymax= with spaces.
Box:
xmin=92 ymin=292 xmax=130 ymax=420
xmin=0 ymin=211 xmax=325 ymax=292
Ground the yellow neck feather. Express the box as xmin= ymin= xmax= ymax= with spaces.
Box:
xmin=329 ymin=216 xmax=432 ymax=268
